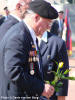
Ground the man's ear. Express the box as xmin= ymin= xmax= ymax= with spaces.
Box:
xmin=16 ymin=3 xmax=21 ymax=10
xmin=34 ymin=14 xmax=40 ymax=22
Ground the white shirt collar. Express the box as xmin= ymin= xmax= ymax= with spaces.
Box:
xmin=41 ymin=31 xmax=48 ymax=42
xmin=10 ymin=14 xmax=21 ymax=21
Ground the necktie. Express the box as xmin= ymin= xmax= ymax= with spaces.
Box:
xmin=36 ymin=38 xmax=43 ymax=76
xmin=36 ymin=38 xmax=40 ymax=50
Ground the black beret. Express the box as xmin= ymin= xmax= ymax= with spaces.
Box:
xmin=29 ymin=0 xmax=58 ymax=19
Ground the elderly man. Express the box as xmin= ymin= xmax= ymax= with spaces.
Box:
xmin=0 ymin=0 xmax=58 ymax=100
xmin=0 ymin=0 xmax=31 ymax=42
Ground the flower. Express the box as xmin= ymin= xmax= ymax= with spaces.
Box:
xmin=46 ymin=61 xmax=75 ymax=92
xmin=58 ymin=62 xmax=64 ymax=69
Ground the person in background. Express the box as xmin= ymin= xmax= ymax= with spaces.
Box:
xmin=0 ymin=0 xmax=58 ymax=99
xmin=4 ymin=6 xmax=10 ymax=20
xmin=0 ymin=15 xmax=5 ymax=26
xmin=38 ymin=30 xmax=69 ymax=100
xmin=0 ymin=0 xmax=31 ymax=42
xmin=0 ymin=6 xmax=9 ymax=26
xmin=50 ymin=10 xmax=64 ymax=38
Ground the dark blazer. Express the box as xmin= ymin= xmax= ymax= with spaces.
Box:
xmin=0 ymin=21 xmax=44 ymax=100
xmin=0 ymin=16 xmax=5 ymax=26
xmin=0 ymin=15 xmax=19 ymax=42
xmin=40 ymin=32 xmax=69 ymax=100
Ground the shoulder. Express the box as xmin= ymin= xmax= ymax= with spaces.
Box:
xmin=1 ymin=15 xmax=19 ymax=26
xmin=0 ymin=16 xmax=5 ymax=25
xmin=48 ymin=35 xmax=65 ymax=47
xmin=53 ymin=19 xmax=59 ymax=24
xmin=4 ymin=21 xmax=28 ymax=43
xmin=7 ymin=15 xmax=19 ymax=23
xmin=0 ymin=22 xmax=27 ymax=50
xmin=0 ymin=16 xmax=18 ymax=30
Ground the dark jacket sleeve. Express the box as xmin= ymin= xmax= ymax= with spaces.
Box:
xmin=56 ymin=40 xmax=69 ymax=96
xmin=0 ymin=17 xmax=5 ymax=25
xmin=4 ymin=31 xmax=44 ymax=96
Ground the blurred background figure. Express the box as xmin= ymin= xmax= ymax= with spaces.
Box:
xmin=50 ymin=10 xmax=64 ymax=38
xmin=0 ymin=6 xmax=9 ymax=26
xmin=58 ymin=10 xmax=64 ymax=38
xmin=0 ymin=0 xmax=31 ymax=42
xmin=3 ymin=6 xmax=10 ymax=20
xmin=0 ymin=14 xmax=5 ymax=25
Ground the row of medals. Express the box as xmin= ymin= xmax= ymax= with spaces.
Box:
xmin=28 ymin=45 xmax=39 ymax=75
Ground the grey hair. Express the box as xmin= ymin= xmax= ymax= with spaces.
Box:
xmin=25 ymin=9 xmax=35 ymax=14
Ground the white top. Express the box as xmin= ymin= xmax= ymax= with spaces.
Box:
xmin=37 ymin=31 xmax=48 ymax=47
xmin=42 ymin=31 xmax=48 ymax=42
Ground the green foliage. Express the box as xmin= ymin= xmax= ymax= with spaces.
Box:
xmin=72 ymin=41 xmax=75 ymax=47
xmin=45 ymin=61 xmax=75 ymax=92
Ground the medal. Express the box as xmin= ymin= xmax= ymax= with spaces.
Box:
xmin=30 ymin=63 xmax=35 ymax=75
xmin=34 ymin=51 xmax=37 ymax=56
xmin=30 ymin=70 xmax=35 ymax=75
xmin=30 ymin=51 xmax=33 ymax=56
xmin=30 ymin=57 xmax=32 ymax=62
xmin=28 ymin=57 xmax=30 ymax=62
xmin=36 ymin=56 xmax=39 ymax=62
xmin=37 ymin=50 xmax=39 ymax=55
xmin=32 ymin=45 xmax=35 ymax=48
xmin=33 ymin=56 xmax=36 ymax=62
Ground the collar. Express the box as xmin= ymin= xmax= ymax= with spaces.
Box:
xmin=23 ymin=20 xmax=37 ymax=50
xmin=41 ymin=31 xmax=48 ymax=42
xmin=10 ymin=14 xmax=21 ymax=21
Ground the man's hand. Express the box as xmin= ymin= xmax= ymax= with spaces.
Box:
xmin=42 ymin=83 xmax=54 ymax=99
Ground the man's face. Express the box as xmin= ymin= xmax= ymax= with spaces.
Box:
xmin=4 ymin=9 xmax=9 ymax=16
xmin=20 ymin=0 xmax=31 ymax=18
xmin=59 ymin=13 xmax=64 ymax=19
xmin=36 ymin=17 xmax=53 ymax=36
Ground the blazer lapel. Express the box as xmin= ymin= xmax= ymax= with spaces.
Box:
xmin=40 ymin=31 xmax=52 ymax=56
xmin=40 ymin=40 xmax=48 ymax=56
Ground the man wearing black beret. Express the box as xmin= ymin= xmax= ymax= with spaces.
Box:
xmin=37 ymin=2 xmax=68 ymax=100
xmin=0 ymin=0 xmax=58 ymax=100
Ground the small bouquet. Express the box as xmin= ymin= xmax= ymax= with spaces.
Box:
xmin=46 ymin=62 xmax=75 ymax=92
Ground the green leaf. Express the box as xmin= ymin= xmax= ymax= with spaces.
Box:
xmin=55 ymin=86 xmax=60 ymax=92
xmin=63 ymin=69 xmax=71 ymax=75
xmin=51 ymin=81 xmax=56 ymax=86
xmin=55 ymin=61 xmax=58 ymax=66
xmin=62 ymin=76 xmax=75 ymax=80
xmin=45 ymin=81 xmax=50 ymax=84
xmin=56 ymin=82 xmax=63 ymax=87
